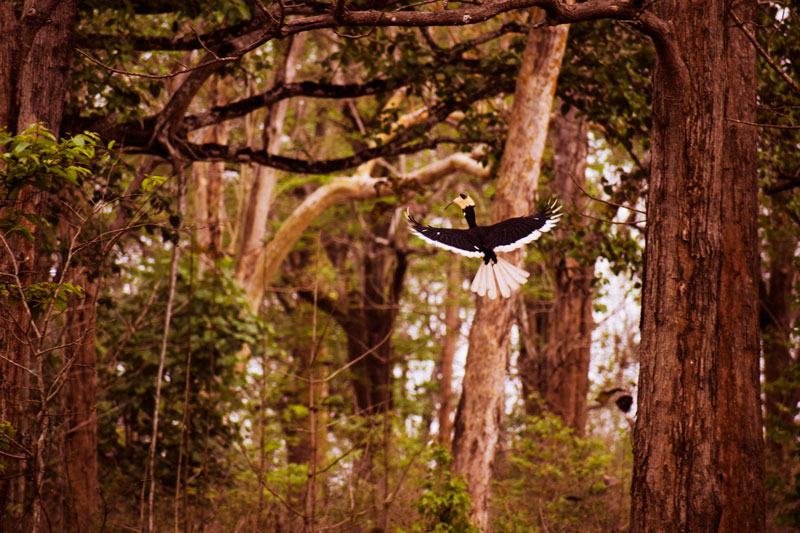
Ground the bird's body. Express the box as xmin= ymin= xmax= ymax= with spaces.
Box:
xmin=406 ymin=194 xmax=561 ymax=299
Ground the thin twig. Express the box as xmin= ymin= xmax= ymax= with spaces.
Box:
xmin=725 ymin=117 xmax=799 ymax=129
xmin=76 ymin=48 xmax=238 ymax=80
xmin=235 ymin=443 xmax=305 ymax=518
xmin=567 ymin=171 xmax=646 ymax=214
xmin=538 ymin=499 xmax=551 ymax=533
xmin=729 ymin=8 xmax=800 ymax=95
xmin=145 ymin=171 xmax=185 ymax=533
xmin=576 ymin=210 xmax=646 ymax=226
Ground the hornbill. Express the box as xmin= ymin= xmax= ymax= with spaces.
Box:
xmin=406 ymin=194 xmax=561 ymax=299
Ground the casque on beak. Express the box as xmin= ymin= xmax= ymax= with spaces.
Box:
xmin=446 ymin=193 xmax=474 ymax=211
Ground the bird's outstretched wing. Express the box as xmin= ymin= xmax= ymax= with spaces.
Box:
xmin=485 ymin=200 xmax=562 ymax=252
xmin=405 ymin=210 xmax=484 ymax=258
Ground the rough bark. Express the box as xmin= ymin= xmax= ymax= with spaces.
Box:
xmin=328 ymin=218 xmax=407 ymax=417
xmin=451 ymin=15 xmax=569 ymax=530
xmin=524 ymin=106 xmax=593 ymax=434
xmin=62 ymin=273 xmax=99 ymax=532
xmin=631 ymin=1 xmax=765 ymax=531
xmin=0 ymin=1 xmax=80 ymax=527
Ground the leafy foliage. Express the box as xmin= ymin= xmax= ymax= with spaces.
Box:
xmin=97 ymin=255 xmax=261 ymax=511
xmin=492 ymin=412 xmax=631 ymax=533
xmin=404 ymin=447 xmax=478 ymax=533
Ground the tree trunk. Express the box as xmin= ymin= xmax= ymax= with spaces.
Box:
xmin=236 ymin=35 xmax=305 ymax=291
xmin=438 ymin=260 xmax=461 ymax=447
xmin=631 ymin=1 xmax=765 ymax=531
xmin=451 ymin=15 xmax=569 ymax=530
xmin=345 ymin=228 xmax=407 ymax=417
xmin=193 ymin=123 xmax=226 ymax=261
xmin=534 ymin=106 xmax=592 ymax=434
xmin=63 ymin=273 xmax=99 ymax=532
xmin=0 ymin=1 xmax=79 ymax=527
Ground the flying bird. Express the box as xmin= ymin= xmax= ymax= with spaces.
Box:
xmin=406 ymin=194 xmax=561 ymax=299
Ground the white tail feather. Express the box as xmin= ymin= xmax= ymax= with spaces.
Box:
xmin=496 ymin=257 xmax=529 ymax=285
xmin=473 ymin=262 xmax=489 ymax=296
xmin=503 ymin=260 xmax=525 ymax=290
xmin=470 ymin=257 xmax=531 ymax=299
xmin=486 ymin=267 xmax=498 ymax=299
xmin=493 ymin=262 xmax=512 ymax=298
xmin=470 ymin=266 xmax=482 ymax=293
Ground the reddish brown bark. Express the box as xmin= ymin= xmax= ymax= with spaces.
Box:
xmin=1 ymin=1 xmax=81 ymax=528
xmin=63 ymin=274 xmax=99 ymax=532
xmin=631 ymin=1 xmax=765 ymax=531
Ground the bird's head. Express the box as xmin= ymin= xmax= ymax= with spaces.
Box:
xmin=446 ymin=193 xmax=476 ymax=212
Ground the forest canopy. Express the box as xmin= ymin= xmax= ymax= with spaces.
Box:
xmin=1 ymin=1 xmax=799 ymax=532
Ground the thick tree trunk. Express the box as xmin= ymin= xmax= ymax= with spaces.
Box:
xmin=346 ymin=231 xmax=407 ymax=416
xmin=451 ymin=15 xmax=569 ymax=530
xmin=532 ymin=106 xmax=593 ymax=434
xmin=0 ymin=1 xmax=79 ymax=527
xmin=631 ymin=1 xmax=765 ymax=531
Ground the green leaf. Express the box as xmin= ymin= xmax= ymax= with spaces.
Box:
xmin=13 ymin=141 xmax=31 ymax=154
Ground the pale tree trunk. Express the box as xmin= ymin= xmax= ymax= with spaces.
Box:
xmin=631 ymin=1 xmax=765 ymax=531
xmin=519 ymin=106 xmax=593 ymax=434
xmin=236 ymin=34 xmax=305 ymax=289
xmin=193 ymin=78 xmax=227 ymax=263
xmin=451 ymin=15 xmax=569 ymax=530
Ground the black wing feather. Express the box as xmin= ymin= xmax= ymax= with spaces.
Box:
xmin=406 ymin=212 xmax=483 ymax=257
xmin=484 ymin=201 xmax=561 ymax=251
xmin=483 ymin=214 xmax=549 ymax=249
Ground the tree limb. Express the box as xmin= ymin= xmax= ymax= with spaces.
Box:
xmin=245 ymin=152 xmax=489 ymax=308
xmin=184 ymin=78 xmax=401 ymax=130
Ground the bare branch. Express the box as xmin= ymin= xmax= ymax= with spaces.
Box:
xmin=567 ymin=171 xmax=646 ymax=214
xmin=729 ymin=7 xmax=800 ymax=96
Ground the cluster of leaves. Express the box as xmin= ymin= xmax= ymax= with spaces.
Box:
xmin=755 ymin=3 xmax=800 ymax=192
xmin=70 ymin=0 xmax=255 ymax=119
xmin=329 ymin=19 xmax=526 ymax=153
xmin=0 ymin=281 xmax=85 ymax=320
xmin=401 ymin=446 xmax=478 ymax=533
xmin=558 ymin=19 xmax=653 ymax=157
xmin=0 ymin=125 xmax=105 ymax=239
xmin=0 ymin=422 xmax=15 ymax=473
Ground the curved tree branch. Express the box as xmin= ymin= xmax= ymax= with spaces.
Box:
xmin=184 ymin=78 xmax=401 ymax=130
xmin=246 ymin=152 xmax=489 ymax=308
